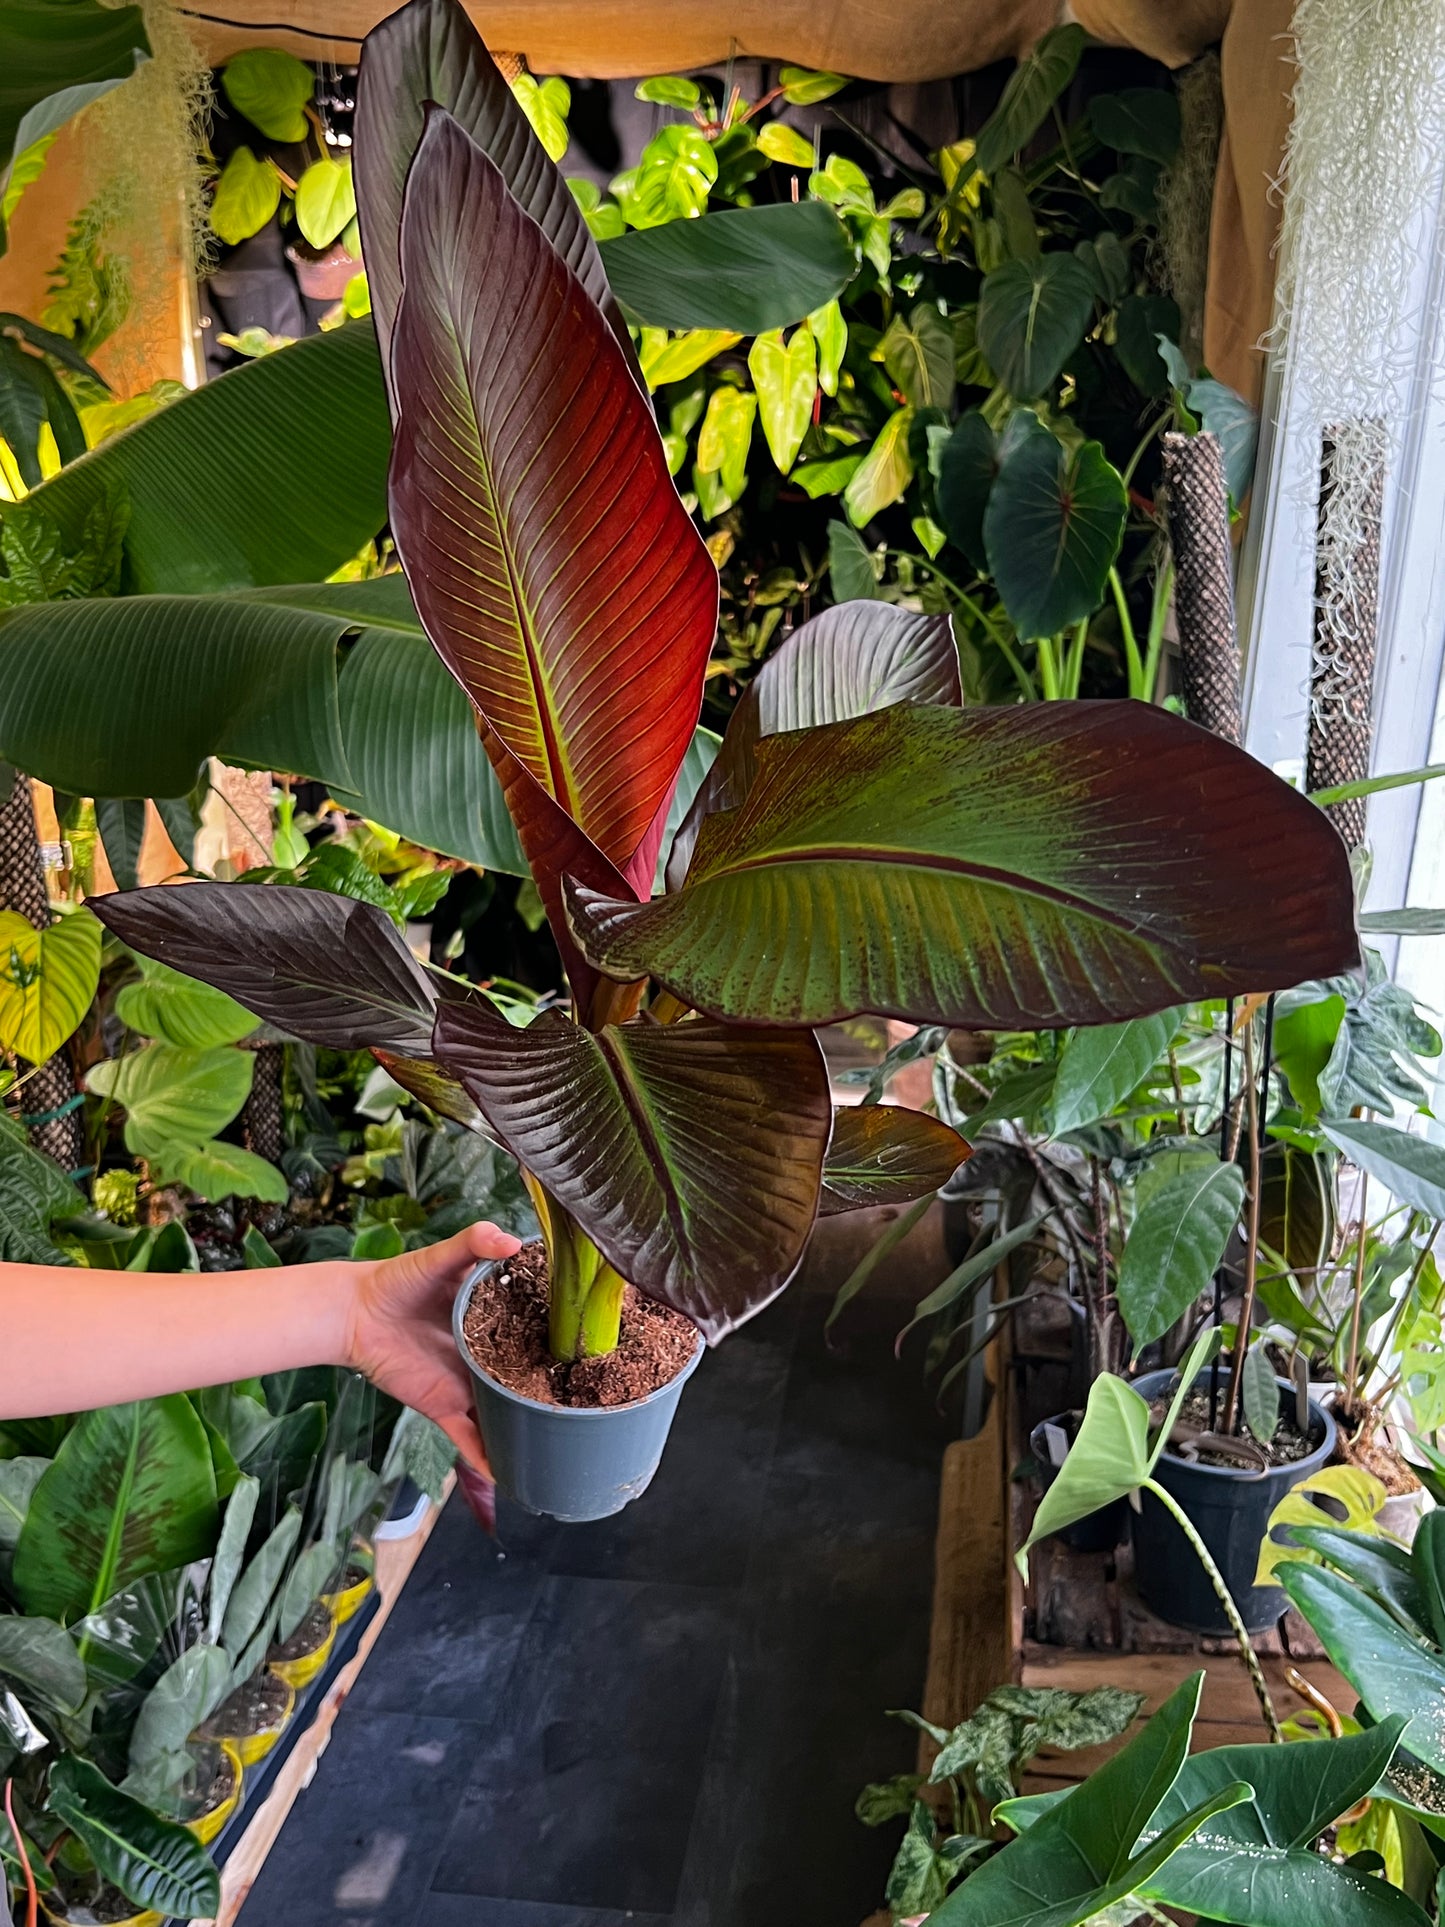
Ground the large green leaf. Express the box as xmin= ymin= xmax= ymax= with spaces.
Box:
xmin=86 ymin=1042 xmax=252 ymax=1158
xmin=976 ymin=255 xmax=1096 ymax=400
xmin=668 ymin=602 xmax=960 ymax=887
xmin=48 ymin=1755 xmax=220 ymax=1918
xmin=206 ymin=1474 xmax=260 ymax=1645
xmin=128 ymin=1644 xmax=234 ymax=1773
xmin=0 ymin=1457 xmax=49 ymax=1552
xmin=1116 ymin=1151 xmax=1246 ymax=1347
xmin=114 ymin=956 xmax=258 ymax=1051
xmin=93 ymin=883 xmax=442 ymax=1055
xmin=569 ymin=702 xmax=1360 ymax=1030
xmin=973 ymin=25 xmax=1089 ymax=175
xmin=749 ymin=325 xmax=817 ymax=474
xmin=14 ymin=322 xmax=389 ymax=592
xmin=1022 ymin=1371 xmax=1152 ymax=1552
xmin=1281 ymin=1561 xmax=1445 ymax=1776
xmin=1257 ymin=1142 xmax=1332 ymax=1275
xmin=354 ymin=0 xmax=632 ymax=382
xmin=877 ymin=302 xmax=956 ymax=412
xmin=0 ymin=1614 xmax=86 ymax=1713
xmin=601 ymin=203 xmax=855 ymax=333
xmin=11 ymin=1398 xmax=218 ymax=1622
xmin=433 ymin=1000 xmax=832 ymax=1338
xmin=1322 ymin=1119 xmax=1445 ymax=1222
xmin=0 ymin=1111 xmax=81 ymax=1263
xmin=220 ymin=1505 xmax=302 ymax=1664
xmin=1088 ymin=89 xmax=1181 ymax=165
xmin=384 ymin=108 xmax=716 ymax=912
xmin=930 ymin=1673 xmax=1250 ymax=1927
xmin=148 ymin=1138 xmax=289 ymax=1205
xmin=934 ymin=408 xmax=998 ymax=572
xmin=0 ymin=905 xmax=100 ymax=1062
xmin=983 ymin=416 xmax=1126 ymax=637
xmin=220 ymin=47 xmax=314 ymax=142
xmin=1283 ymin=1524 xmax=1430 ymax=1636
xmin=1049 ymin=1007 xmax=1183 ymax=1134
xmin=820 ymin=1104 xmax=969 ymax=1215
xmin=1 ymin=0 xmax=148 ymax=254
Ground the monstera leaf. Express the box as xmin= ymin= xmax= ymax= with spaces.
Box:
xmin=571 ymin=703 xmax=1360 ymax=1030
xmin=381 ymin=107 xmax=716 ymax=918
xmin=668 ymin=601 xmax=962 ymax=886
xmin=92 ymin=884 xmax=441 ymax=1055
xmin=432 ymin=999 xmax=832 ymax=1338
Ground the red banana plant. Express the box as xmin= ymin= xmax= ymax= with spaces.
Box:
xmin=95 ymin=0 xmax=1358 ymax=1359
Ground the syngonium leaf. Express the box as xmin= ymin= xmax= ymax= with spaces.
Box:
xmin=385 ymin=107 xmax=717 ymax=929
xmin=432 ymin=1000 xmax=832 ymax=1340
xmin=114 ymin=955 xmax=257 ymax=1051
xmin=667 ymin=601 xmax=961 ymax=887
xmin=571 ymin=703 xmax=1361 ymax=1031
xmin=819 ymin=1105 xmax=969 ymax=1215
xmin=92 ymin=883 xmax=442 ymax=1055
xmin=11 ymin=1398 xmax=217 ymax=1622
xmin=85 ymin=1041 xmax=253 ymax=1159
xmin=983 ymin=415 xmax=1126 ymax=638
xmin=354 ymin=0 xmax=633 ymax=386
xmin=929 ymin=1673 xmax=1250 ymax=1927
xmin=48 ymin=1755 xmax=220 ymax=1918
xmin=748 ymin=324 xmax=817 ymax=474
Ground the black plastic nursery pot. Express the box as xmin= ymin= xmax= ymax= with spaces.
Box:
xmin=1029 ymin=1416 xmax=1129 ymax=1552
xmin=1130 ymin=1366 xmax=1337 ymax=1635
xmin=453 ymin=1259 xmax=703 ymax=1523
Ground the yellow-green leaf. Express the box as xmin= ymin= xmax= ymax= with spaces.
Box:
xmin=293 ymin=158 xmax=355 ymax=249
xmin=0 ymin=909 xmax=101 ymax=1063
xmin=844 ymin=406 xmax=914 ymax=526
xmin=209 ymin=146 xmax=281 ymax=247
xmin=221 ymin=48 xmax=315 ymax=142
xmin=748 ymin=325 xmax=817 ymax=473
xmin=510 ymin=73 xmax=570 ymax=163
xmin=640 ymin=327 xmax=741 ymax=389
xmin=696 ymin=385 xmax=757 ymax=507
xmin=807 ymin=299 xmax=847 ymax=395
xmin=758 ymin=123 xmax=816 ymax=169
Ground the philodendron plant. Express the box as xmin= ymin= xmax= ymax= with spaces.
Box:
xmin=95 ymin=0 xmax=1356 ymax=1371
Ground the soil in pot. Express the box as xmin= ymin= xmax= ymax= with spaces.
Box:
xmin=1152 ymin=1387 xmax=1323 ymax=1470
xmin=269 ymin=1601 xmax=332 ymax=1667
xmin=200 ymin=1672 xmax=291 ymax=1745
xmin=1332 ymin=1406 xmax=1424 ymax=1495
xmin=42 ymin=1885 xmax=157 ymax=1926
xmin=461 ymin=1242 xmax=699 ymax=1408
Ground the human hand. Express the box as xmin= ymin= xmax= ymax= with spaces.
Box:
xmin=342 ymin=1221 xmax=521 ymax=1473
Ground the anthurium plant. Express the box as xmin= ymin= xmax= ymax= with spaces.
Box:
xmin=95 ymin=0 xmax=1356 ymax=1370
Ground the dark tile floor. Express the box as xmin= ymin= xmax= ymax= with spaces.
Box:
xmin=240 ymin=1281 xmax=942 ymax=1927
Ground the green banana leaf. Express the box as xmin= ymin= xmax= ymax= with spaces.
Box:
xmin=48 ymin=1754 xmax=220 ymax=1917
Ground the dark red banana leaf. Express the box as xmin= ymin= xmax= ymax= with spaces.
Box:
xmin=92 ymin=883 xmax=441 ymax=1054
xmin=354 ymin=0 xmax=635 ymax=392
xmin=821 ymin=1104 xmax=970 ymax=1216
xmin=432 ymin=1001 xmax=832 ymax=1341
xmin=568 ymin=702 xmax=1361 ymax=1030
xmin=387 ymin=108 xmax=716 ymax=901
xmin=666 ymin=602 xmax=961 ymax=889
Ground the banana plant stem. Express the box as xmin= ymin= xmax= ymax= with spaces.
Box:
xmin=1143 ymin=1476 xmax=1282 ymax=1742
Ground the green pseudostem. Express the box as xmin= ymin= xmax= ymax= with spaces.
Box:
xmin=545 ymin=1207 xmax=627 ymax=1362
xmin=1144 ymin=1474 xmax=1282 ymax=1742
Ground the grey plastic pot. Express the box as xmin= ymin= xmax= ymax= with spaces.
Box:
xmin=452 ymin=1259 xmax=703 ymax=1523
xmin=1130 ymin=1366 xmax=1336 ymax=1635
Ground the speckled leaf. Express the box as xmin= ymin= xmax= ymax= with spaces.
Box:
xmin=572 ymin=703 xmax=1361 ymax=1030
xmin=433 ymin=1001 xmax=832 ymax=1339
xmin=821 ymin=1105 xmax=969 ymax=1215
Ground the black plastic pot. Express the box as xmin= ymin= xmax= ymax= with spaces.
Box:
xmin=453 ymin=1260 xmax=703 ymax=1522
xmin=1130 ymin=1366 xmax=1336 ymax=1634
xmin=1029 ymin=1416 xmax=1128 ymax=1552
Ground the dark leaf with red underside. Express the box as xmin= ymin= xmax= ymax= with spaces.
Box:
xmin=667 ymin=601 xmax=961 ymax=889
xmin=569 ymin=702 xmax=1361 ymax=1031
xmin=821 ymin=1105 xmax=970 ymax=1216
xmin=92 ymin=883 xmax=439 ymax=1054
xmin=432 ymin=1001 xmax=833 ymax=1340
xmin=354 ymin=0 xmax=635 ymax=391
xmin=386 ymin=109 xmax=716 ymax=910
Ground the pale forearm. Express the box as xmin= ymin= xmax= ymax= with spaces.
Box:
xmin=0 ymin=1260 xmax=359 ymax=1419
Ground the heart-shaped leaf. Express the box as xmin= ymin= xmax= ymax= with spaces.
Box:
xmin=1088 ymin=89 xmax=1181 ymax=164
xmin=976 ymin=254 xmax=1095 ymax=400
xmin=1049 ymin=1007 xmax=1183 ymax=1134
xmin=983 ymin=416 xmax=1126 ymax=637
xmin=48 ymin=1755 xmax=220 ymax=1918
xmin=973 ymin=25 xmax=1088 ymax=174
xmin=0 ymin=906 xmax=100 ymax=1063
xmin=1116 ymin=1152 xmax=1246 ymax=1347
xmin=667 ymin=602 xmax=960 ymax=887
xmin=209 ymin=144 xmax=281 ymax=246
xmin=115 ymin=955 xmax=257 ymax=1050
xmin=386 ymin=108 xmax=716 ymax=900
xmin=934 ymin=408 xmax=997 ymax=571
xmin=433 ymin=1001 xmax=832 ymax=1338
xmin=294 ymin=156 xmax=355 ymax=248
xmin=749 ymin=324 xmax=817 ymax=474
xmin=86 ymin=1043 xmax=253 ymax=1159
xmin=821 ymin=1104 xmax=969 ymax=1215
xmin=147 ymin=1138 xmax=289 ymax=1205
xmin=92 ymin=883 xmax=441 ymax=1055
xmin=12 ymin=1398 xmax=218 ymax=1622
xmin=604 ymin=203 xmax=855 ymax=334
xmin=221 ymin=47 xmax=314 ymax=142
xmin=354 ymin=0 xmax=632 ymax=383
xmin=571 ymin=703 xmax=1360 ymax=1030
